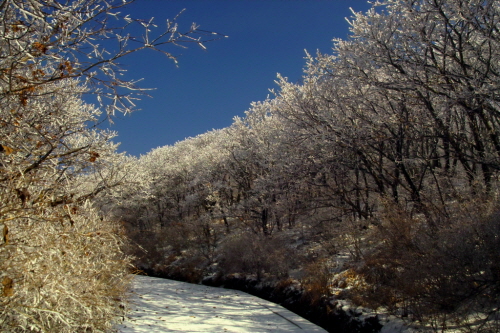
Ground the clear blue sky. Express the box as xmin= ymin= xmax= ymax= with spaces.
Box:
xmin=107 ymin=0 xmax=372 ymax=156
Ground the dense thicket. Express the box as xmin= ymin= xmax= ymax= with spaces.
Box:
xmin=116 ymin=0 xmax=500 ymax=331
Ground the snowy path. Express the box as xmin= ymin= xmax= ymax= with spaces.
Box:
xmin=116 ymin=275 xmax=327 ymax=333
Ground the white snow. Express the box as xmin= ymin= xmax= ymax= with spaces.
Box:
xmin=116 ymin=275 xmax=328 ymax=332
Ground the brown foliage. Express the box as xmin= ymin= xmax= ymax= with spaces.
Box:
xmin=352 ymin=199 xmax=500 ymax=326
xmin=300 ymin=259 xmax=334 ymax=306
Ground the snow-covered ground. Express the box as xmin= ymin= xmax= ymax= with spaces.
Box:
xmin=116 ymin=275 xmax=328 ymax=332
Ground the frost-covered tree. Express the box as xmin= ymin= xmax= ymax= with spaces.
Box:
xmin=0 ymin=79 xmax=132 ymax=332
xmin=0 ymin=0 xmax=223 ymax=115
xmin=115 ymin=129 xmax=234 ymax=274
xmin=272 ymin=0 xmax=500 ymax=223
xmin=227 ymin=100 xmax=314 ymax=235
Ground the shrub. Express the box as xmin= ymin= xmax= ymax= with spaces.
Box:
xmin=354 ymin=199 xmax=500 ymax=328
xmin=300 ymin=259 xmax=335 ymax=306
xmin=0 ymin=203 xmax=131 ymax=332
xmin=218 ymin=232 xmax=294 ymax=280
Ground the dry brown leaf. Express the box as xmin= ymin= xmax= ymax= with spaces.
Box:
xmin=2 ymin=277 xmax=14 ymax=297
xmin=89 ymin=151 xmax=99 ymax=162
xmin=16 ymin=188 xmax=30 ymax=206
xmin=2 ymin=224 xmax=8 ymax=244
xmin=32 ymin=42 xmax=48 ymax=54
xmin=2 ymin=145 xmax=14 ymax=155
